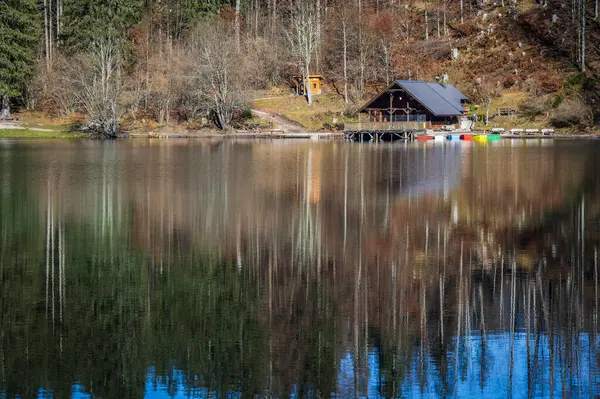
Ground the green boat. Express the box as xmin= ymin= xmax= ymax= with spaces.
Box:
xmin=487 ymin=134 xmax=502 ymax=141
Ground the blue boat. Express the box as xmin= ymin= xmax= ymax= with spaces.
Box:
xmin=446 ymin=134 xmax=461 ymax=140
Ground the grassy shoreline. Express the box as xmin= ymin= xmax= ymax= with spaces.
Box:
xmin=0 ymin=129 xmax=89 ymax=139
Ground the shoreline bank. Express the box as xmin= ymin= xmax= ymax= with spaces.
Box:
xmin=1 ymin=128 xmax=599 ymax=141
xmin=128 ymin=131 xmax=346 ymax=139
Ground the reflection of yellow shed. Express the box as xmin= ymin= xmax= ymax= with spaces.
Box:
xmin=306 ymin=148 xmax=321 ymax=204
xmin=291 ymin=74 xmax=323 ymax=96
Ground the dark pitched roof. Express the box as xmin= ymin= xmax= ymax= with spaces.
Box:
xmin=360 ymin=80 xmax=468 ymax=116
xmin=396 ymin=80 xmax=467 ymax=116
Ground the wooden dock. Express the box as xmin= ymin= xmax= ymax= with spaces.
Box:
xmin=344 ymin=122 xmax=425 ymax=142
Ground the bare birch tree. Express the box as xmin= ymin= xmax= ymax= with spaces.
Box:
xmin=471 ymin=79 xmax=498 ymax=126
xmin=580 ymin=0 xmax=586 ymax=72
xmin=235 ymin=0 xmax=241 ymax=48
xmin=71 ymin=40 xmax=124 ymax=138
xmin=287 ymin=0 xmax=319 ymax=105
xmin=190 ymin=21 xmax=247 ymax=129
xmin=341 ymin=8 xmax=349 ymax=104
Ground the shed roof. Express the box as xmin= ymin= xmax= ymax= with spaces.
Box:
xmin=360 ymin=80 xmax=468 ymax=116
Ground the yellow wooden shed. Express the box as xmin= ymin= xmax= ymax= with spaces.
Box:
xmin=291 ymin=74 xmax=323 ymax=96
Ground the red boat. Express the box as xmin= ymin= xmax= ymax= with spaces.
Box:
xmin=460 ymin=134 xmax=473 ymax=141
xmin=417 ymin=135 xmax=434 ymax=142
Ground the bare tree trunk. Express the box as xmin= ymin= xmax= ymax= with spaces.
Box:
xmin=358 ymin=0 xmax=364 ymax=94
xmin=342 ymin=15 xmax=348 ymax=104
xmin=271 ymin=0 xmax=277 ymax=37
xmin=145 ymin=15 xmax=150 ymax=111
xmin=444 ymin=4 xmax=448 ymax=35
xmin=235 ymin=0 xmax=241 ymax=48
xmin=57 ymin=0 xmax=62 ymax=39
xmin=425 ymin=9 xmax=429 ymax=40
xmin=49 ymin=0 xmax=53 ymax=64
xmin=580 ymin=0 xmax=586 ymax=72
xmin=255 ymin=0 xmax=260 ymax=38
xmin=383 ymin=43 xmax=390 ymax=85
xmin=305 ymin=67 xmax=312 ymax=105
xmin=460 ymin=0 xmax=464 ymax=24
xmin=404 ymin=5 xmax=410 ymax=42
xmin=0 ymin=95 xmax=10 ymax=117
xmin=44 ymin=0 xmax=50 ymax=70
xmin=316 ymin=0 xmax=321 ymax=73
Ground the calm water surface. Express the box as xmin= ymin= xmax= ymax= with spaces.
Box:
xmin=0 ymin=139 xmax=599 ymax=398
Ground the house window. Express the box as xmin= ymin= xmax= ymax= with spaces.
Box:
xmin=313 ymin=83 xmax=317 ymax=89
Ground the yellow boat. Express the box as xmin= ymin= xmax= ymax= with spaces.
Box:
xmin=473 ymin=134 xmax=488 ymax=143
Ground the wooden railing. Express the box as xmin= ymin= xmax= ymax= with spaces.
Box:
xmin=344 ymin=121 xmax=427 ymax=132
xmin=496 ymin=108 xmax=516 ymax=117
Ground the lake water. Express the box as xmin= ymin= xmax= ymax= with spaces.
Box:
xmin=0 ymin=139 xmax=599 ymax=398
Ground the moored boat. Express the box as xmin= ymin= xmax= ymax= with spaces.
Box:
xmin=487 ymin=134 xmax=501 ymax=141
xmin=446 ymin=134 xmax=461 ymax=140
xmin=417 ymin=135 xmax=434 ymax=142
xmin=473 ymin=134 xmax=488 ymax=143
xmin=460 ymin=134 xmax=473 ymax=141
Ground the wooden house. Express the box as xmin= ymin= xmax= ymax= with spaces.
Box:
xmin=291 ymin=74 xmax=323 ymax=96
xmin=358 ymin=80 xmax=468 ymax=129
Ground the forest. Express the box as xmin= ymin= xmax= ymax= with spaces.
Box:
xmin=1 ymin=0 xmax=600 ymax=137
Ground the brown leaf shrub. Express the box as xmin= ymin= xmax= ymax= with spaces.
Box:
xmin=519 ymin=97 xmax=547 ymax=120
xmin=550 ymin=97 xmax=592 ymax=128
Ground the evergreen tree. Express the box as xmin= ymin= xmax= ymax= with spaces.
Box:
xmin=0 ymin=0 xmax=40 ymax=116
xmin=152 ymin=0 xmax=224 ymax=40
xmin=61 ymin=0 xmax=144 ymax=53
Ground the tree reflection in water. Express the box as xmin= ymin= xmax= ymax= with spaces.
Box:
xmin=0 ymin=139 xmax=599 ymax=398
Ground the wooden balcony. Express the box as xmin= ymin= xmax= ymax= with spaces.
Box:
xmin=344 ymin=121 xmax=428 ymax=132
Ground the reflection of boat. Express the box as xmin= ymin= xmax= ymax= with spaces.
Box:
xmin=417 ymin=135 xmax=434 ymax=142
xmin=460 ymin=134 xmax=473 ymax=141
xmin=473 ymin=134 xmax=488 ymax=143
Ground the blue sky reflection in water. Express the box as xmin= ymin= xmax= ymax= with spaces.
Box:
xmin=1 ymin=139 xmax=599 ymax=398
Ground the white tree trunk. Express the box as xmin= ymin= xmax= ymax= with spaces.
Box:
xmin=44 ymin=0 xmax=50 ymax=70
xmin=580 ymin=0 xmax=586 ymax=72
xmin=425 ymin=9 xmax=429 ymax=40
xmin=271 ymin=0 xmax=277 ymax=37
xmin=358 ymin=0 xmax=364 ymax=94
xmin=235 ymin=0 xmax=241 ymax=48
xmin=49 ymin=0 xmax=53 ymax=64
xmin=305 ymin=70 xmax=312 ymax=105
xmin=57 ymin=0 xmax=62 ymax=38
xmin=0 ymin=95 xmax=10 ymax=117
xmin=444 ymin=6 xmax=448 ymax=35
xmin=342 ymin=16 xmax=348 ymax=104
xmin=316 ymin=0 xmax=321 ymax=73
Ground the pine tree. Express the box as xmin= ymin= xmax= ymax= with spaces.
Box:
xmin=151 ymin=0 xmax=228 ymax=40
xmin=61 ymin=0 xmax=144 ymax=53
xmin=0 ymin=0 xmax=40 ymax=116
